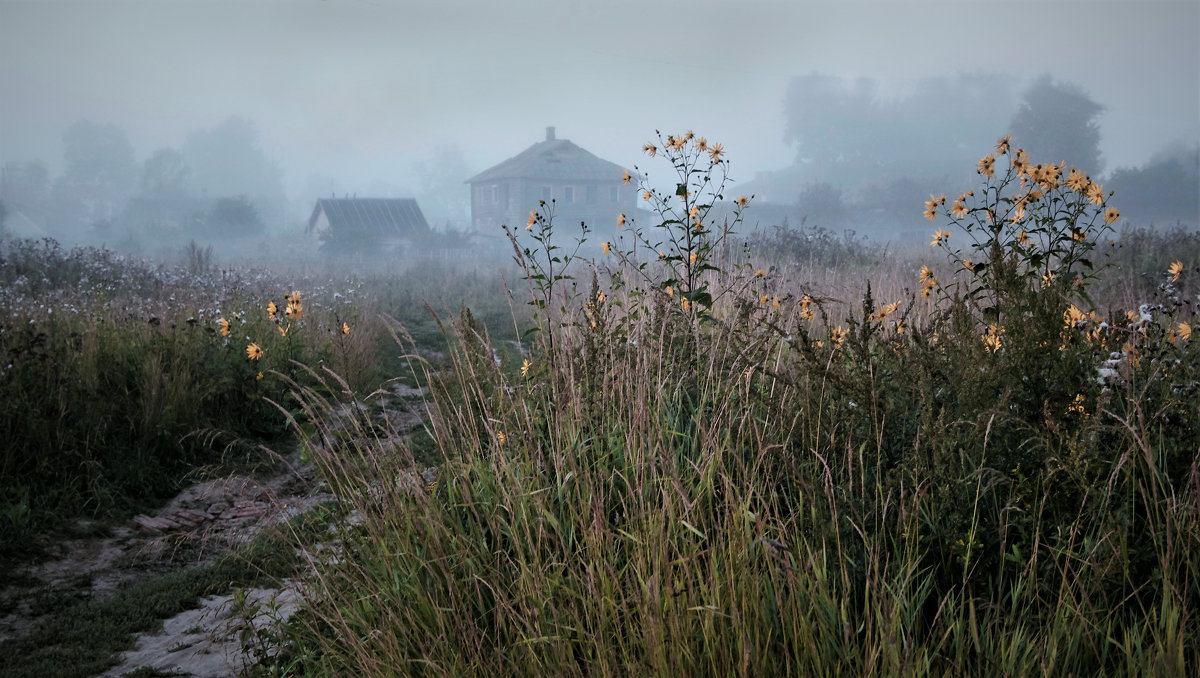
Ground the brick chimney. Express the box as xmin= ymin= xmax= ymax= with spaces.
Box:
xmin=546 ymin=126 xmax=556 ymax=141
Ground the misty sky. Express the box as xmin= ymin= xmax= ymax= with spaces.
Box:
xmin=1 ymin=0 xmax=1197 ymax=202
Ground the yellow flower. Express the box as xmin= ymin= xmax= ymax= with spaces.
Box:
xmin=597 ymin=290 xmax=606 ymax=303
xmin=930 ymin=229 xmax=951 ymax=247
xmin=708 ymin=143 xmax=724 ymax=161
xmin=286 ymin=291 xmax=301 ymax=304
xmin=342 ymin=322 xmax=350 ymax=335
xmin=277 ymin=323 xmax=290 ymax=337
xmin=665 ymin=285 xmax=674 ymax=296
xmin=267 ymin=301 xmax=277 ymax=320
xmin=919 ymin=265 xmax=934 ymax=284
xmin=921 ymin=285 xmax=933 ymax=298
xmin=643 ymin=143 xmax=657 ymax=157
xmin=285 ymin=301 xmax=302 ymax=320
xmin=671 ymin=134 xmax=688 ymax=151
xmin=1041 ymin=270 xmax=1054 ymax=289
xmin=681 ymin=297 xmax=691 ymax=312
xmin=688 ymin=206 xmax=699 ymax=220
xmin=1104 ymin=207 xmax=1120 ymax=225
xmin=736 ymin=195 xmax=749 ymax=207
xmin=1178 ymin=322 xmax=1192 ymax=342
xmin=1012 ymin=200 xmax=1027 ymax=224
xmin=870 ymin=301 xmax=901 ymax=322
xmin=1063 ymin=304 xmax=1086 ymax=329
xmin=1086 ymin=182 xmax=1104 ymax=206
xmin=622 ymin=169 xmax=631 ymax=185
xmin=830 ymin=326 xmax=848 ymax=348
xmin=256 ymin=371 xmax=264 ymax=381
xmin=995 ymin=134 xmax=1011 ymax=155
xmin=982 ymin=324 xmax=1003 ymax=353
xmin=760 ymin=293 xmax=770 ymax=306
xmin=601 ymin=241 xmax=611 ymax=256
xmin=799 ymin=295 xmax=815 ymax=321
xmin=923 ymin=194 xmax=942 ymax=221
xmin=689 ymin=250 xmax=698 ymax=265
xmin=521 ymin=358 xmax=532 ymax=377
xmin=246 ymin=342 xmax=263 ymax=360
xmin=684 ymin=130 xmax=694 ymax=141
xmin=696 ymin=137 xmax=708 ymax=151
xmin=977 ymin=153 xmax=995 ymax=178
xmin=1065 ymin=168 xmax=1088 ymax=192
xmin=218 ymin=318 xmax=230 ymax=337
xmin=617 ymin=213 xmax=626 ymax=228
xmin=526 ymin=211 xmax=537 ymax=230
xmin=1168 ymin=261 xmax=1183 ymax=282
xmin=772 ymin=296 xmax=781 ymax=310
xmin=1071 ymin=228 xmax=1086 ymax=243
xmin=1017 ymin=230 xmax=1030 ymax=246
xmin=754 ymin=268 xmax=766 ymax=278
xmin=1067 ymin=393 xmax=1086 ymax=416
xmin=1037 ymin=163 xmax=1062 ymax=189
xmin=962 ymin=259 xmax=974 ymax=272
xmin=951 ymin=200 xmax=967 ymax=219
xmin=643 ymin=190 xmax=652 ymax=202
xmin=496 ymin=431 xmax=506 ymax=445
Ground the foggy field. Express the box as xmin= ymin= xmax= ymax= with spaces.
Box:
xmin=2 ymin=133 xmax=1199 ymax=674
xmin=2 ymin=0 xmax=1199 ymax=674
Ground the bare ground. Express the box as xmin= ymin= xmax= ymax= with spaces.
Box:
xmin=0 ymin=383 xmax=430 ymax=676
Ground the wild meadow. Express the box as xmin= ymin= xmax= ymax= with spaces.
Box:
xmin=2 ymin=134 xmax=1198 ymax=675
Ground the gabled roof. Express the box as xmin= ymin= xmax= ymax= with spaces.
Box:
xmin=309 ymin=198 xmax=430 ymax=236
xmin=467 ymin=130 xmax=628 ymax=184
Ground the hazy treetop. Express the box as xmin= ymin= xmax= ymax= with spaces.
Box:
xmin=1 ymin=0 xmax=1196 ymax=195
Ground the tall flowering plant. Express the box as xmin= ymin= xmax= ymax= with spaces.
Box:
xmin=604 ymin=130 xmax=751 ymax=323
xmin=924 ymin=134 xmax=1119 ymax=327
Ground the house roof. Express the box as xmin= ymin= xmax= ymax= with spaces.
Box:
xmin=308 ymin=198 xmax=430 ymax=236
xmin=467 ymin=128 xmax=628 ymax=184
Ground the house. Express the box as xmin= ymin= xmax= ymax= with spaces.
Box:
xmin=307 ymin=197 xmax=430 ymax=252
xmin=466 ymin=127 xmax=637 ymax=233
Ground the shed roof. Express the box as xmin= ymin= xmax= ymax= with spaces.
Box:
xmin=308 ymin=198 xmax=430 ymax=236
xmin=467 ymin=129 xmax=628 ymax=184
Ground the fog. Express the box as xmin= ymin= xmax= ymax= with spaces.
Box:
xmin=1 ymin=0 xmax=1197 ymax=247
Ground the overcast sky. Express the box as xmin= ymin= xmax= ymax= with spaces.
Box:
xmin=1 ymin=0 xmax=1197 ymax=199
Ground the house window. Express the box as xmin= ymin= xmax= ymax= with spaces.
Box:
xmin=610 ymin=186 xmax=619 ymax=202
xmin=492 ymin=185 xmax=502 ymax=204
xmin=563 ymin=186 xmax=574 ymax=204
xmin=541 ymin=186 xmax=552 ymax=201
xmin=586 ymin=186 xmax=598 ymax=204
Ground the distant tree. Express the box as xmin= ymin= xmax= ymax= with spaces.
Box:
xmin=0 ymin=200 xmax=9 ymax=238
xmin=413 ymin=144 xmax=472 ymax=226
xmin=202 ymin=196 xmax=264 ymax=240
xmin=52 ymin=120 xmax=138 ymax=228
xmin=1010 ymin=75 xmax=1106 ymax=174
xmin=140 ymin=148 xmax=192 ymax=200
xmin=1108 ymin=143 xmax=1200 ymax=226
xmin=781 ymin=71 xmax=1017 ymax=189
xmin=0 ymin=160 xmax=50 ymax=209
xmin=783 ymin=73 xmax=880 ymax=169
xmin=182 ymin=117 xmax=287 ymax=230
xmin=795 ymin=182 xmax=849 ymax=229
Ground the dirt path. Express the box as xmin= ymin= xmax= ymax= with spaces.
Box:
xmin=1 ymin=383 xmax=430 ymax=676
xmin=0 ymin=454 xmax=330 ymax=678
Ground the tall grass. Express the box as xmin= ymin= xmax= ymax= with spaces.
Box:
xmin=267 ymin=138 xmax=1197 ymax=675
xmin=0 ymin=238 xmax=516 ymax=560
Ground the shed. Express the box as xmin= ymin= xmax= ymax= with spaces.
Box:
xmin=307 ymin=198 xmax=430 ymax=251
